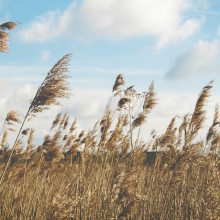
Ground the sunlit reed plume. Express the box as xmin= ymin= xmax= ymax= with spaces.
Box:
xmin=112 ymin=74 xmax=125 ymax=92
xmin=132 ymin=81 xmax=156 ymax=127
xmin=27 ymin=55 xmax=71 ymax=118
xmin=1 ymin=131 xmax=8 ymax=150
xmin=187 ymin=81 xmax=213 ymax=144
xmin=27 ymin=129 xmax=35 ymax=151
xmin=206 ymin=104 xmax=220 ymax=143
xmin=51 ymin=113 xmax=63 ymax=130
xmin=0 ymin=111 xmax=21 ymax=138
xmin=0 ymin=21 xmax=17 ymax=52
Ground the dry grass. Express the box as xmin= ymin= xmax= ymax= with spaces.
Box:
xmin=0 ymin=27 xmax=219 ymax=219
xmin=0 ymin=152 xmax=219 ymax=219
xmin=0 ymin=73 xmax=219 ymax=219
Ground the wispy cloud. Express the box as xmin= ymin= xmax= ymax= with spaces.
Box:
xmin=0 ymin=64 xmax=163 ymax=82
xmin=17 ymin=9 xmax=72 ymax=42
xmin=0 ymin=65 xmax=48 ymax=76
xmin=40 ymin=50 xmax=51 ymax=61
xmin=17 ymin=0 xmax=202 ymax=48
xmin=166 ymin=40 xmax=220 ymax=79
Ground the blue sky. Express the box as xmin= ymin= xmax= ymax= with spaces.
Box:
xmin=1 ymin=0 xmax=220 ymax=140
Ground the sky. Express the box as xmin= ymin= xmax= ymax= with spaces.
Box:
xmin=0 ymin=0 xmax=220 ymax=142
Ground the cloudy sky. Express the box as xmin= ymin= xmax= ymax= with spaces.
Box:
xmin=0 ymin=0 xmax=220 ymax=141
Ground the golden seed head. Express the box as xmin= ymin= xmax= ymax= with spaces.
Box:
xmin=113 ymin=74 xmax=125 ymax=92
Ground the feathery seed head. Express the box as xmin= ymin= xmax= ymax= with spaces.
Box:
xmin=118 ymin=97 xmax=130 ymax=109
xmin=51 ymin=113 xmax=62 ymax=130
xmin=189 ymin=81 xmax=213 ymax=141
xmin=143 ymin=81 xmax=157 ymax=113
xmin=0 ymin=22 xmax=17 ymax=30
xmin=6 ymin=111 xmax=20 ymax=123
xmin=113 ymin=74 xmax=125 ymax=92
xmin=0 ymin=21 xmax=17 ymax=52
xmin=132 ymin=112 xmax=146 ymax=128
xmin=69 ymin=119 xmax=77 ymax=134
xmin=22 ymin=128 xmax=30 ymax=136
xmin=28 ymin=54 xmax=72 ymax=118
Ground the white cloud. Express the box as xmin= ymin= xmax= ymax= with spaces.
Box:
xmin=18 ymin=0 xmax=202 ymax=47
xmin=166 ymin=40 xmax=220 ymax=79
xmin=62 ymin=90 xmax=110 ymax=121
xmin=157 ymin=18 xmax=201 ymax=48
xmin=0 ymin=80 xmax=35 ymax=115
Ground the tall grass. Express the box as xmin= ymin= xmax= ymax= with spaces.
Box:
xmin=0 ymin=21 xmax=219 ymax=220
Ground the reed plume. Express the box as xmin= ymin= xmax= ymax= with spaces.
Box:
xmin=206 ymin=104 xmax=220 ymax=150
xmin=160 ymin=116 xmax=177 ymax=149
xmin=0 ymin=131 xmax=8 ymax=150
xmin=63 ymin=115 xmax=69 ymax=130
xmin=118 ymin=97 xmax=130 ymax=109
xmin=51 ymin=113 xmax=63 ymax=130
xmin=187 ymin=81 xmax=213 ymax=145
xmin=0 ymin=22 xmax=17 ymax=30
xmin=27 ymin=129 xmax=35 ymax=151
xmin=100 ymin=109 xmax=112 ymax=145
xmin=113 ymin=74 xmax=125 ymax=93
xmin=0 ymin=21 xmax=17 ymax=52
xmin=208 ymin=105 xmax=220 ymax=153
xmin=0 ymin=54 xmax=72 ymax=183
xmin=22 ymin=128 xmax=30 ymax=136
xmin=0 ymin=111 xmax=21 ymax=138
xmin=132 ymin=82 xmax=156 ymax=128
xmin=69 ymin=119 xmax=77 ymax=134
xmin=27 ymin=55 xmax=71 ymax=118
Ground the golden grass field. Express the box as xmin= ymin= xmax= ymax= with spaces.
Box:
xmin=0 ymin=21 xmax=220 ymax=220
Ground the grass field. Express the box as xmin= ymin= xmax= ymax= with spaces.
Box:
xmin=0 ymin=21 xmax=220 ymax=220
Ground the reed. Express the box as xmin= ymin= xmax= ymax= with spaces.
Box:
xmin=0 ymin=26 xmax=219 ymax=218
xmin=0 ymin=75 xmax=219 ymax=219
xmin=0 ymin=54 xmax=72 ymax=183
